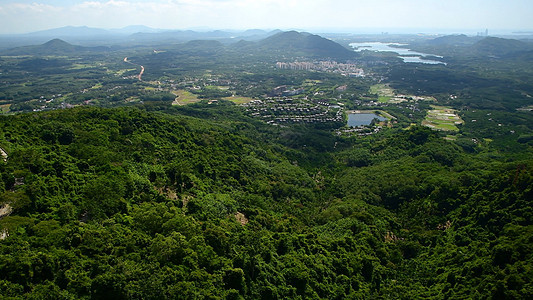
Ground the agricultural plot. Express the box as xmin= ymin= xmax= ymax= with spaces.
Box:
xmin=223 ymin=96 xmax=254 ymax=104
xmin=115 ymin=68 xmax=137 ymax=76
xmin=171 ymin=90 xmax=200 ymax=105
xmin=369 ymin=84 xmax=394 ymax=103
xmin=517 ymin=105 xmax=533 ymax=111
xmin=303 ymin=79 xmax=322 ymax=86
xmin=0 ymin=104 xmax=11 ymax=114
xmin=422 ymin=105 xmax=464 ymax=132
xmin=68 ymin=63 xmax=94 ymax=70
xmin=370 ymin=84 xmax=437 ymax=104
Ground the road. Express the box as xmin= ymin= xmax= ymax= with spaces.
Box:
xmin=138 ymin=66 xmax=144 ymax=81
xmin=123 ymin=57 xmax=144 ymax=81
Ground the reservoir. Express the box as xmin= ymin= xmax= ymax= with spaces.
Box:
xmin=349 ymin=42 xmax=446 ymax=65
xmin=347 ymin=113 xmax=386 ymax=127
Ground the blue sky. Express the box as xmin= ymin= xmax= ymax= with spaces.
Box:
xmin=0 ymin=0 xmax=532 ymax=34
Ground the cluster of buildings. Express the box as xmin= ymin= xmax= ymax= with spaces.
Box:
xmin=388 ymin=94 xmax=436 ymax=103
xmin=275 ymin=60 xmax=365 ymax=77
xmin=269 ymin=85 xmax=305 ymax=97
xmin=336 ymin=125 xmax=384 ymax=136
xmin=242 ymin=98 xmax=343 ymax=125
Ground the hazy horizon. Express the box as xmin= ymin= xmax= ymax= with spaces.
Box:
xmin=1 ymin=0 xmax=532 ymax=35
xmin=4 ymin=25 xmax=532 ymax=37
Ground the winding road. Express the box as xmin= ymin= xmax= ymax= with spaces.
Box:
xmin=123 ymin=57 xmax=144 ymax=81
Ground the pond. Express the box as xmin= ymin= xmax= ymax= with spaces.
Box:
xmin=347 ymin=113 xmax=386 ymax=127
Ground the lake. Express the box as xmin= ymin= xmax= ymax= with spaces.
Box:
xmin=347 ymin=113 xmax=386 ymax=127
xmin=349 ymin=42 xmax=446 ymax=65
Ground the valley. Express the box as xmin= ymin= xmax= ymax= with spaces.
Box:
xmin=0 ymin=29 xmax=532 ymax=299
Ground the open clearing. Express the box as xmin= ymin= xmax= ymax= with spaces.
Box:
xmin=223 ymin=96 xmax=254 ymax=104
xmin=68 ymin=63 xmax=101 ymax=70
xmin=171 ymin=90 xmax=252 ymax=105
xmin=0 ymin=104 xmax=11 ymax=114
xmin=172 ymin=90 xmax=201 ymax=105
xmin=115 ymin=68 xmax=137 ymax=76
xmin=422 ymin=105 xmax=464 ymax=132
xmin=303 ymin=79 xmax=322 ymax=86
xmin=209 ymin=85 xmax=230 ymax=90
xmin=370 ymin=84 xmax=394 ymax=103
xmin=370 ymin=84 xmax=437 ymax=104
xmin=517 ymin=105 xmax=533 ymax=111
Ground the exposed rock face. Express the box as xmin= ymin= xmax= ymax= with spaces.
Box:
xmin=0 ymin=228 xmax=8 ymax=240
xmin=235 ymin=212 xmax=248 ymax=225
xmin=0 ymin=204 xmax=13 ymax=220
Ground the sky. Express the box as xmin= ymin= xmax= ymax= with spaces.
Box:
xmin=0 ymin=0 xmax=532 ymax=34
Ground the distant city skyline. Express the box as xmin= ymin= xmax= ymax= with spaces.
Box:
xmin=0 ymin=0 xmax=532 ymax=35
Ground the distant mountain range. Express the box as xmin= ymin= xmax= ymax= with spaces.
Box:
xmin=20 ymin=25 xmax=280 ymax=38
xmin=25 ymin=26 xmax=115 ymax=37
xmin=4 ymin=26 xmax=533 ymax=61
xmin=8 ymin=29 xmax=531 ymax=61
xmin=1 ymin=30 xmax=358 ymax=60
xmin=414 ymin=34 xmax=533 ymax=59
xmin=0 ymin=38 xmax=110 ymax=55
xmin=0 ymin=26 xmax=288 ymax=50
xmin=470 ymin=37 xmax=533 ymax=56
xmin=427 ymin=34 xmax=484 ymax=46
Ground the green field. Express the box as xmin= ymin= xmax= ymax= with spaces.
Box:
xmin=370 ymin=84 xmax=394 ymax=103
xmin=370 ymin=84 xmax=394 ymax=96
xmin=422 ymin=105 xmax=464 ymax=131
xmin=172 ymin=90 xmax=201 ymax=105
xmin=223 ymin=96 xmax=254 ymax=104
xmin=0 ymin=104 xmax=11 ymax=114
xmin=115 ymin=68 xmax=137 ymax=76
xmin=378 ymin=96 xmax=392 ymax=103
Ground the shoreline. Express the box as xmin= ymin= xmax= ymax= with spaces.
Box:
xmin=347 ymin=110 xmax=396 ymax=120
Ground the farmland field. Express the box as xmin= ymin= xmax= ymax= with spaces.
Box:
xmin=369 ymin=84 xmax=394 ymax=103
xmin=171 ymin=90 xmax=201 ymax=105
xmin=223 ymin=96 xmax=254 ymax=104
xmin=422 ymin=105 xmax=464 ymax=131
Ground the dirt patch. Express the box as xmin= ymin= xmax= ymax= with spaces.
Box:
xmin=156 ymin=187 xmax=179 ymax=201
xmin=384 ymin=231 xmax=403 ymax=243
xmin=0 ymin=147 xmax=7 ymax=162
xmin=182 ymin=195 xmax=192 ymax=209
xmin=235 ymin=212 xmax=248 ymax=225
xmin=0 ymin=228 xmax=8 ymax=240
xmin=0 ymin=204 xmax=13 ymax=220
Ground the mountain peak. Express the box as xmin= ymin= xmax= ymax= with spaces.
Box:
xmin=43 ymin=38 xmax=72 ymax=47
xmin=258 ymin=31 xmax=356 ymax=60
xmin=27 ymin=26 xmax=110 ymax=37
xmin=471 ymin=36 xmax=531 ymax=56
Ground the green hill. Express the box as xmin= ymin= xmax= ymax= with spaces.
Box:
xmin=258 ymin=31 xmax=357 ymax=60
xmin=428 ymin=34 xmax=483 ymax=46
xmin=1 ymin=38 xmax=109 ymax=56
xmin=470 ymin=36 xmax=533 ymax=56
xmin=0 ymin=104 xmax=531 ymax=299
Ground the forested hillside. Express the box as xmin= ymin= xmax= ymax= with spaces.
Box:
xmin=0 ymin=103 xmax=531 ymax=299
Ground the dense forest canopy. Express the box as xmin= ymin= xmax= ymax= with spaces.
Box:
xmin=0 ymin=30 xmax=532 ymax=299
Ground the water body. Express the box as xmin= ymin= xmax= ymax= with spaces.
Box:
xmin=350 ymin=42 xmax=446 ymax=65
xmin=347 ymin=113 xmax=386 ymax=127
